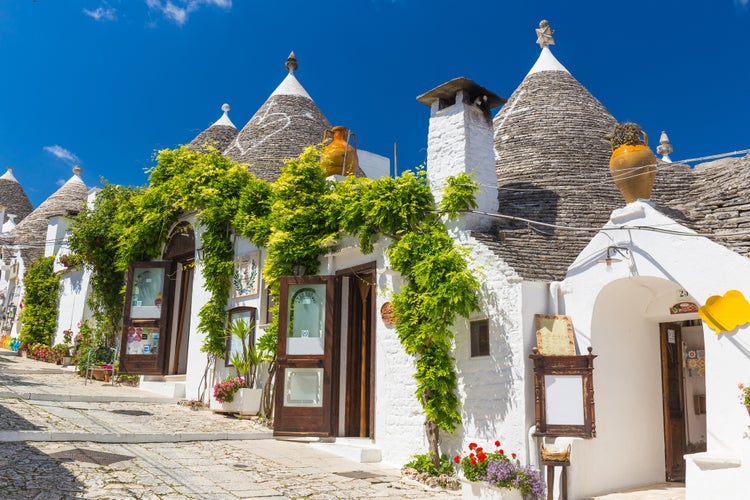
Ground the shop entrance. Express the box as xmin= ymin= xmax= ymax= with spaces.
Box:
xmin=660 ymin=320 xmax=706 ymax=482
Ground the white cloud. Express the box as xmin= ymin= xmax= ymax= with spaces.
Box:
xmin=146 ymin=0 xmax=231 ymax=26
xmin=44 ymin=145 xmax=80 ymax=165
xmin=83 ymin=6 xmax=117 ymax=21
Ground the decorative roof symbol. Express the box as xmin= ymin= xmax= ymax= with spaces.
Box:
xmin=536 ymin=20 xmax=555 ymax=49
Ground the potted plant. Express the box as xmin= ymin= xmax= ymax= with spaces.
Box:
xmin=454 ymin=441 xmax=545 ymax=499
xmin=609 ymin=122 xmax=657 ymax=203
xmin=213 ymin=318 xmax=265 ymax=415
xmin=739 ymin=382 xmax=750 ymax=416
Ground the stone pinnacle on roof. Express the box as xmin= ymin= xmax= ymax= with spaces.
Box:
xmin=1 ymin=167 xmax=19 ymax=182
xmin=528 ymin=20 xmax=568 ymax=76
xmin=213 ymin=103 xmax=236 ymax=128
xmin=73 ymin=165 xmax=82 ymax=177
xmin=536 ymin=20 xmax=555 ymax=48
xmin=188 ymin=103 xmax=239 ymax=153
xmin=285 ymin=51 xmax=298 ymax=73
xmin=657 ymin=131 xmax=673 ymax=162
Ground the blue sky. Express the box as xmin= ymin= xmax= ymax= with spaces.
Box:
xmin=1 ymin=1 xmax=748 ymax=207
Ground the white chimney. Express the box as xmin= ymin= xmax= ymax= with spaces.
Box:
xmin=417 ymin=78 xmax=505 ymax=231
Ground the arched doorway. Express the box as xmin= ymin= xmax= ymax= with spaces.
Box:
xmin=590 ymin=276 xmax=705 ymax=484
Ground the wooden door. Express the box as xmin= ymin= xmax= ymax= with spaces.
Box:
xmin=170 ymin=264 xmax=193 ymax=375
xmin=342 ymin=268 xmax=375 ymax=438
xmin=660 ymin=323 xmax=686 ymax=481
xmin=273 ymin=276 xmax=336 ymax=436
xmin=119 ymin=261 xmax=175 ymax=374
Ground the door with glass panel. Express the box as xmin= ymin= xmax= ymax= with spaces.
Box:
xmin=119 ymin=261 xmax=174 ymax=374
xmin=273 ymin=276 xmax=335 ymax=436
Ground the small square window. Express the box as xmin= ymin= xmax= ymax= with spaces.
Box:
xmin=470 ymin=319 xmax=490 ymax=357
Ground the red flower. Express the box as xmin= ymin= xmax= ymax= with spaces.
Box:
xmin=476 ymin=447 xmax=483 ymax=453
xmin=454 ymin=455 xmax=460 ymax=464
xmin=494 ymin=440 xmax=501 ymax=447
xmin=499 ymin=449 xmax=504 ymax=455
xmin=469 ymin=442 xmax=477 ymax=450
xmin=512 ymin=453 xmax=517 ymax=459
xmin=470 ymin=457 xmax=477 ymax=465
xmin=477 ymin=452 xmax=487 ymax=462
xmin=469 ymin=452 xmax=475 ymax=459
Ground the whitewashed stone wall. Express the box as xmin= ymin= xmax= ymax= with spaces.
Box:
xmin=561 ymin=201 xmax=750 ymax=499
xmin=441 ymin=229 xmax=543 ymax=464
xmin=54 ymin=269 xmax=92 ymax=345
xmin=184 ymin=220 xmax=212 ymax=401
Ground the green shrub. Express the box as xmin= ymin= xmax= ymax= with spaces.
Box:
xmin=405 ymin=453 xmax=454 ymax=477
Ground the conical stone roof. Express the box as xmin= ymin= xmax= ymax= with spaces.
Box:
xmin=0 ymin=168 xmax=33 ymax=227
xmin=189 ymin=103 xmax=239 ymax=154
xmin=11 ymin=166 xmax=89 ymax=264
xmin=490 ymin=45 xmax=618 ymax=281
xmin=223 ymin=54 xmax=330 ymax=182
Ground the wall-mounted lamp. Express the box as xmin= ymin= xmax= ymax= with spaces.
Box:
xmin=598 ymin=246 xmax=631 ymax=266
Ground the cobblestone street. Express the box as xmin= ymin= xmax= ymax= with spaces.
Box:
xmin=0 ymin=350 xmax=457 ymax=499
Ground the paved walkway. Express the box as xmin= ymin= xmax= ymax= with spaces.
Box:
xmin=0 ymin=349 xmax=686 ymax=499
xmin=1 ymin=349 xmax=456 ymax=499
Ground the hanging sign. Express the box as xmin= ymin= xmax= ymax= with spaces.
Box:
xmin=670 ymin=302 xmax=698 ymax=314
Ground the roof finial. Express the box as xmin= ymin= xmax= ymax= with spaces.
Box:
xmin=536 ymin=20 xmax=555 ymax=49
xmin=73 ymin=165 xmax=82 ymax=176
xmin=221 ymin=103 xmax=230 ymax=113
xmin=285 ymin=51 xmax=298 ymax=73
xmin=656 ymin=131 xmax=673 ymax=162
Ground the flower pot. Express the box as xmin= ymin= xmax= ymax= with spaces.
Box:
xmin=236 ymin=388 xmax=262 ymax=416
xmin=609 ymin=131 xmax=657 ymax=203
xmin=461 ymin=480 xmax=523 ymax=500
xmin=213 ymin=388 xmax=262 ymax=415
xmin=90 ymin=368 xmax=107 ymax=381
xmin=62 ymin=356 xmax=72 ymax=367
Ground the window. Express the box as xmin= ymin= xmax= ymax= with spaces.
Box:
xmin=470 ymin=319 xmax=490 ymax=357
xmin=225 ymin=307 xmax=256 ymax=367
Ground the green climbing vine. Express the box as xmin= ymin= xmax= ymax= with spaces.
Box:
xmin=69 ymin=183 xmax=135 ymax=345
xmin=19 ymin=256 xmax=61 ymax=346
xmin=237 ymin=146 xmax=479 ymax=465
xmin=69 ymin=143 xmax=479 ymax=465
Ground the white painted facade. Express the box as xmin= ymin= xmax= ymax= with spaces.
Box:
xmin=552 ymin=201 xmax=750 ymax=498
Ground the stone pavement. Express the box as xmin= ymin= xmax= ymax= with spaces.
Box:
xmin=0 ymin=350 xmax=686 ymax=500
xmin=1 ymin=349 xmax=457 ymax=499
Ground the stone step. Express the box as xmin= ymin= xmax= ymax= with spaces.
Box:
xmin=139 ymin=377 xmax=186 ymax=399
xmin=309 ymin=437 xmax=382 ymax=463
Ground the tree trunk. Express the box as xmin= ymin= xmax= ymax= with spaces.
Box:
xmin=261 ymin=361 xmax=276 ymax=417
xmin=425 ymin=419 xmax=440 ymax=469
